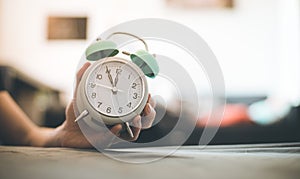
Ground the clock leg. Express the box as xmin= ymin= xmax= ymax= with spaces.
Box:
xmin=125 ymin=122 xmax=134 ymax=138
xmin=74 ymin=110 xmax=89 ymax=122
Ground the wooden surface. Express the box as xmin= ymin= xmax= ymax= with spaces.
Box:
xmin=0 ymin=143 xmax=300 ymax=179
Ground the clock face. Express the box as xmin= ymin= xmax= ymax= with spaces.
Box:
xmin=85 ymin=58 xmax=146 ymax=117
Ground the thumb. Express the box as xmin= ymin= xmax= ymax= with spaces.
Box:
xmin=73 ymin=62 xmax=91 ymax=99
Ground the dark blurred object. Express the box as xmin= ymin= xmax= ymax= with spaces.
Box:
xmin=137 ymin=98 xmax=300 ymax=146
xmin=197 ymin=96 xmax=267 ymax=127
xmin=43 ymin=90 xmax=65 ymax=128
xmin=44 ymin=106 xmax=65 ymax=128
xmin=226 ymin=96 xmax=267 ymax=105
xmin=197 ymin=104 xmax=252 ymax=127
xmin=187 ymin=104 xmax=300 ymax=145
xmin=0 ymin=65 xmax=65 ymax=126
xmin=0 ymin=66 xmax=14 ymax=91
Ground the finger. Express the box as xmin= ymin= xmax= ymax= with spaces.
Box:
xmin=66 ymin=101 xmax=77 ymax=125
xmin=141 ymin=94 xmax=155 ymax=116
xmin=73 ymin=62 xmax=91 ymax=100
xmin=73 ymin=62 xmax=91 ymax=105
xmin=110 ymin=124 xmax=123 ymax=136
xmin=76 ymin=62 xmax=91 ymax=85
xmin=141 ymin=103 xmax=156 ymax=129
xmin=96 ymin=124 xmax=122 ymax=148
xmin=147 ymin=94 xmax=156 ymax=108
xmin=118 ymin=116 xmax=141 ymax=141
xmin=130 ymin=116 xmax=142 ymax=141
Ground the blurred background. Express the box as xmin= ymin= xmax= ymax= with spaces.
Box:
xmin=0 ymin=0 xmax=299 ymax=145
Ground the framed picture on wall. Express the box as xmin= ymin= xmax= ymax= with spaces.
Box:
xmin=47 ymin=16 xmax=88 ymax=40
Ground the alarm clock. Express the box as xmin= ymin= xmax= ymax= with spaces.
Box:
xmin=74 ymin=32 xmax=159 ymax=138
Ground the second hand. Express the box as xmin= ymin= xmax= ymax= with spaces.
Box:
xmin=95 ymin=83 xmax=125 ymax=93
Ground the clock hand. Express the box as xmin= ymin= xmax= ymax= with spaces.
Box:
xmin=106 ymin=66 xmax=114 ymax=86
xmin=114 ymin=69 xmax=120 ymax=87
xmin=95 ymin=83 xmax=125 ymax=93
xmin=111 ymin=92 xmax=133 ymax=138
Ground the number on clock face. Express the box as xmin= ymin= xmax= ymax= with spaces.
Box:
xmin=85 ymin=60 xmax=144 ymax=117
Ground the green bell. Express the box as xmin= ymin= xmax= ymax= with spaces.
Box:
xmin=130 ymin=50 xmax=159 ymax=78
xmin=85 ymin=40 xmax=119 ymax=61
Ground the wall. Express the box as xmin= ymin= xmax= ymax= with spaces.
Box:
xmin=0 ymin=0 xmax=299 ymax=103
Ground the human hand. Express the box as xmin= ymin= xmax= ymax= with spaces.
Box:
xmin=51 ymin=63 xmax=156 ymax=148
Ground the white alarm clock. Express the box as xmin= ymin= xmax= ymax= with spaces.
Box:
xmin=74 ymin=32 xmax=159 ymax=137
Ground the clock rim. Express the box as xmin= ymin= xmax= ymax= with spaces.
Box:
xmin=81 ymin=57 xmax=148 ymax=124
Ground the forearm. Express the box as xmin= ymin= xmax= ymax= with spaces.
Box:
xmin=27 ymin=126 xmax=62 ymax=147
xmin=0 ymin=91 xmax=60 ymax=147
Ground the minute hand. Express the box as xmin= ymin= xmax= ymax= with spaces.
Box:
xmin=106 ymin=66 xmax=114 ymax=86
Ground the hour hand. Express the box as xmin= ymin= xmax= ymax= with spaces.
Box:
xmin=105 ymin=66 xmax=114 ymax=86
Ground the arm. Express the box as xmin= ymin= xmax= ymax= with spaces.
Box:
xmin=0 ymin=63 xmax=156 ymax=148
xmin=0 ymin=90 xmax=45 ymax=146
xmin=0 ymin=90 xmax=95 ymax=147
